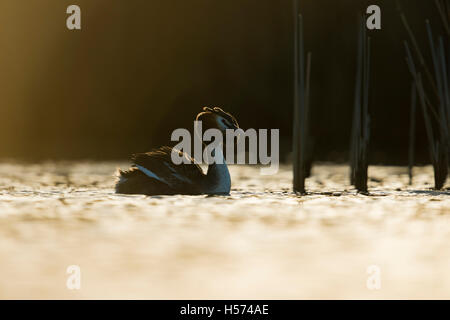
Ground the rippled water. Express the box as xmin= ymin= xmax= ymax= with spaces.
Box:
xmin=0 ymin=162 xmax=449 ymax=299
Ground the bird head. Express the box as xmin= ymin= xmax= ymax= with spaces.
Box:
xmin=195 ymin=107 xmax=239 ymax=135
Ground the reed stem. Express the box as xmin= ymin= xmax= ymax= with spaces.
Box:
xmin=409 ymin=82 xmax=417 ymax=185
xmin=350 ymin=14 xmax=371 ymax=193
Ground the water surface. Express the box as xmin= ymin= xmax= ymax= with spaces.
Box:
xmin=0 ymin=163 xmax=449 ymax=299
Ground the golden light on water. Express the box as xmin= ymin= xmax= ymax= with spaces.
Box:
xmin=0 ymin=163 xmax=449 ymax=299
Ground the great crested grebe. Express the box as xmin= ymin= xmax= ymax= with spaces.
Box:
xmin=115 ymin=107 xmax=239 ymax=196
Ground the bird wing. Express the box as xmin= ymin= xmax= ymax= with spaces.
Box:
xmin=131 ymin=146 xmax=206 ymax=190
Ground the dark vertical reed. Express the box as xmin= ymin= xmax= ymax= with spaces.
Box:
xmin=297 ymin=14 xmax=306 ymax=194
xmin=400 ymin=0 xmax=449 ymax=189
xmin=293 ymin=3 xmax=312 ymax=194
xmin=292 ymin=0 xmax=301 ymax=192
xmin=409 ymin=82 xmax=417 ymax=185
xmin=304 ymin=52 xmax=313 ymax=178
xmin=350 ymin=15 xmax=371 ymax=193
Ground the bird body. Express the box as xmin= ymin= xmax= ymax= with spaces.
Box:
xmin=115 ymin=107 xmax=239 ymax=196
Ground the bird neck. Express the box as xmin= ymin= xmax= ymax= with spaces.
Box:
xmin=206 ymin=146 xmax=231 ymax=195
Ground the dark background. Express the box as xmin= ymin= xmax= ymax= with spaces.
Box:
xmin=0 ymin=0 xmax=444 ymax=164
